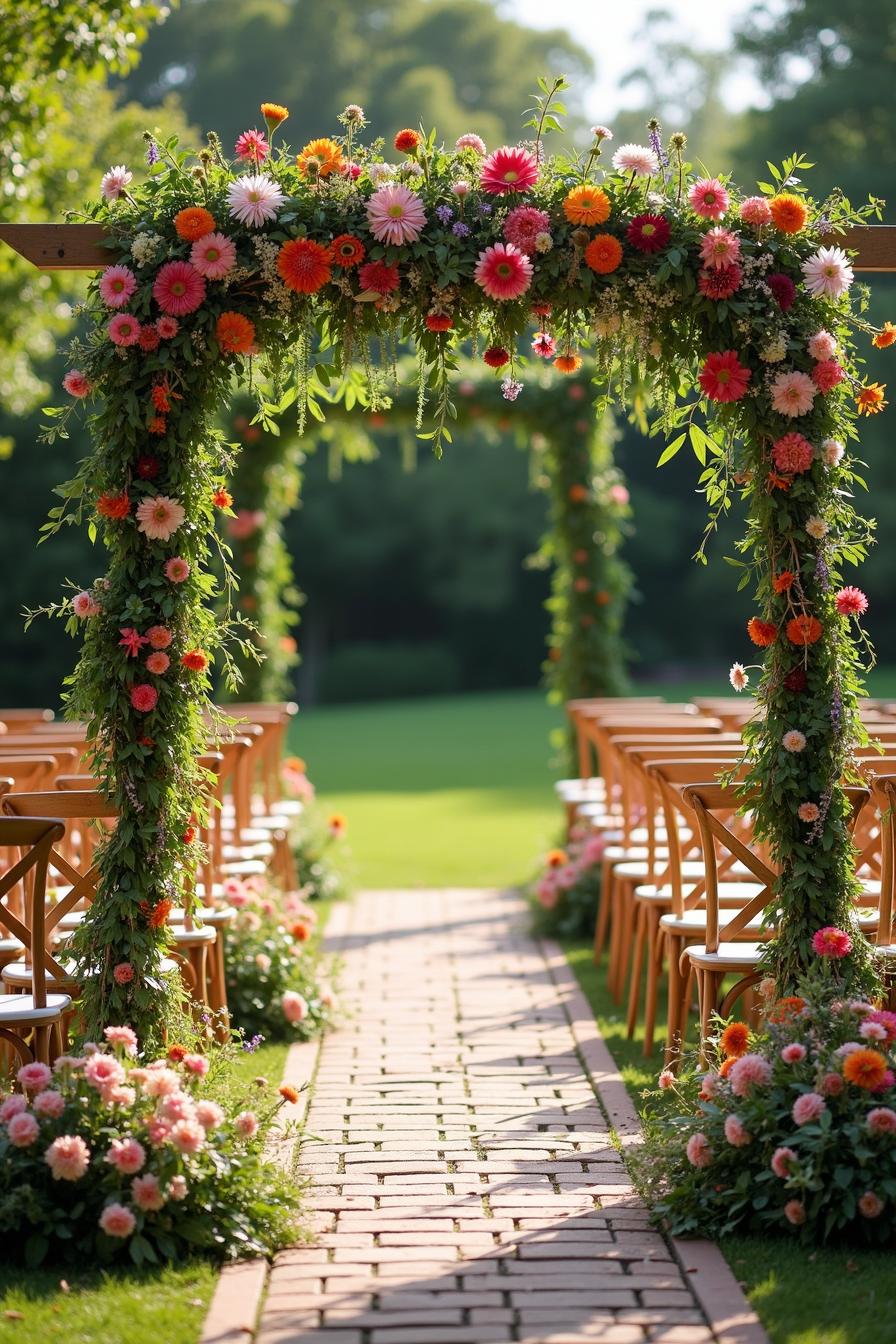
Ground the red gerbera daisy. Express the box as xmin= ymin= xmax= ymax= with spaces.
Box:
xmin=358 ymin=260 xmax=400 ymax=295
xmin=626 ymin=213 xmax=670 ymax=253
xmin=425 ymin=313 xmax=453 ymax=332
xmin=483 ymin=346 xmax=510 ymax=368
xmin=278 ymin=238 xmax=332 ymax=294
xmin=698 ymin=351 xmax=751 ymax=403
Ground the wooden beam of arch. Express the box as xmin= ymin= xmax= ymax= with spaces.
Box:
xmin=2 ymin=221 xmax=896 ymax=272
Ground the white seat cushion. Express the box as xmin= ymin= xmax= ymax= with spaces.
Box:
xmin=0 ymin=992 xmax=71 ymax=1022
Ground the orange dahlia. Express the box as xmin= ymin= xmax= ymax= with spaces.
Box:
xmin=394 ymin=128 xmax=421 ymax=153
xmin=786 ymin=614 xmax=823 ymax=646
xmin=261 ymin=102 xmax=289 ymax=130
xmin=843 ymin=1047 xmax=888 ymax=1090
xmin=278 ymin=238 xmax=332 ymax=293
xmin=767 ymin=995 xmax=805 ymax=1024
xmin=747 ymin=617 xmax=777 ymax=647
xmin=180 ymin=649 xmax=209 ymax=672
xmin=213 ymin=488 xmax=233 ymax=509
xmin=554 ymin=352 xmax=583 ymax=374
xmin=584 ymin=234 xmax=623 ymax=274
xmin=97 ymin=491 xmax=130 ymax=520
xmin=216 ymin=311 xmax=256 ymax=354
xmin=872 ymin=322 xmax=896 ymax=349
xmin=331 ymin=234 xmax=366 ymax=268
xmin=568 ymin=484 xmax=589 ymax=502
xmin=720 ymin=1021 xmax=750 ymax=1059
xmin=772 ymin=571 xmax=795 ymax=593
xmin=856 ymin=382 xmax=888 ymax=415
xmin=174 ymin=207 xmax=216 ymax=241
xmin=279 ymin=1084 xmax=300 ymax=1103
xmin=297 ymin=137 xmax=344 ymax=178
xmin=769 ymin=193 xmax=808 ymax=234
xmin=563 ymin=184 xmax=611 ymax=226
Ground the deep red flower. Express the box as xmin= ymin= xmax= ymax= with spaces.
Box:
xmin=357 ymin=260 xmax=400 ymax=295
xmin=784 ymin=667 xmax=808 ymax=691
xmin=767 ymin=272 xmax=797 ymax=311
xmin=698 ymin=351 xmax=751 ymax=403
xmin=136 ymin=455 xmax=160 ymax=480
xmin=698 ymin=264 xmax=742 ymax=300
xmin=425 ymin=313 xmax=453 ymax=332
xmin=626 ymin=213 xmax=670 ymax=253
xmin=483 ymin=346 xmax=510 ymax=368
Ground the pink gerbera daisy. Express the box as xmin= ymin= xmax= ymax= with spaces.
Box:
xmin=164 ymin=556 xmax=190 ymax=583
xmin=99 ymin=265 xmax=137 ymax=308
xmin=473 ymin=242 xmax=533 ymax=301
xmin=689 ymin=177 xmax=730 ymax=221
xmin=480 ymin=145 xmax=539 ymax=195
xmin=226 ymin=173 xmax=286 ymax=228
xmin=698 ymin=350 xmax=751 ymax=403
xmin=108 ymin=313 xmax=140 ymax=347
xmin=366 ymin=183 xmax=427 ymax=245
xmin=835 ymin=586 xmax=868 ymax=617
xmin=503 ymin=204 xmax=551 ymax=256
xmin=455 ymin=133 xmax=486 ymax=154
xmin=190 ymin=232 xmax=237 ymax=280
xmin=699 ymin=227 xmax=740 ymax=270
xmin=136 ymin=495 xmax=185 ymax=541
xmin=156 ymin=315 xmax=179 ymax=339
xmin=770 ymin=370 xmax=816 ymax=418
xmin=152 ymin=261 xmax=206 ymax=316
xmin=234 ymin=129 xmax=270 ymax=163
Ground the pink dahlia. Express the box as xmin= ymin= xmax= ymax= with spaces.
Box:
xmin=146 ymin=651 xmax=170 ymax=675
xmin=784 ymin=1199 xmax=806 ymax=1225
xmin=62 ymin=369 xmax=92 ymax=398
xmin=781 ymin=1043 xmax=807 ymax=1064
xmin=480 ymin=145 xmax=539 ymax=195
xmin=473 ymin=242 xmax=533 ymax=301
xmin=190 ymin=232 xmax=236 ymax=280
xmin=729 ymin=1053 xmax=772 ymax=1097
xmin=739 ymin=195 xmax=773 ymax=227
xmin=835 ymin=586 xmax=868 ymax=616
xmin=104 ymin=1025 xmax=138 ymax=1055
xmin=226 ymin=173 xmax=285 ymax=228
xmin=105 ymin=1137 xmax=146 ymax=1174
xmin=164 ymin=556 xmax=190 ymax=583
xmin=234 ymin=129 xmax=270 ymax=163
xmin=366 ymin=182 xmax=427 ymax=245
xmin=867 ymin=1107 xmax=896 ymax=1134
xmin=33 ymin=1089 xmax=65 ymax=1118
xmin=698 ymin=265 xmax=742 ymax=300
xmin=84 ymin=1054 xmax=125 ymax=1091
xmin=136 ymin=495 xmax=185 ymax=541
xmin=685 ymin=1132 xmax=713 ymax=1168
xmin=182 ymin=1053 xmax=210 ymax=1076
xmin=100 ymin=165 xmax=132 ymax=202
xmin=141 ymin=1067 xmax=180 ymax=1099
xmin=767 ymin=273 xmax=797 ymax=311
xmin=770 ymin=370 xmax=816 ymax=418
xmin=169 ymin=1175 xmax=188 ymax=1201
xmin=0 ymin=1095 xmax=27 ymax=1123
xmin=798 ymin=802 xmax=820 ymax=823
xmin=170 ymin=1119 xmax=205 ymax=1155
xmin=99 ymin=265 xmax=137 ymax=308
xmin=723 ymin=1114 xmax=752 ymax=1147
xmin=792 ymin=1091 xmax=826 ymax=1126
xmin=869 ymin=1010 xmax=896 ymax=1044
xmin=812 ymin=926 xmax=853 ymax=958
xmin=811 ymin=359 xmax=845 ymax=392
xmin=130 ymin=684 xmax=158 ymax=713
xmin=771 ymin=1146 xmax=798 ymax=1178
xmin=772 ymin=432 xmax=814 ymax=474
xmin=7 ymin=1112 xmax=39 ymax=1147
xmin=699 ymin=226 xmax=740 ymax=270
xmin=17 ymin=1061 xmax=52 ymax=1092
xmin=99 ymin=1203 xmax=136 ymax=1238
xmin=152 ymin=261 xmax=206 ymax=317
xmin=503 ymin=204 xmax=551 ymax=257
xmin=196 ymin=1100 xmax=225 ymax=1130
xmin=688 ymin=177 xmax=730 ymax=221
xmin=808 ymin=330 xmax=838 ymax=361
xmin=611 ymin=144 xmax=659 ymax=177
xmin=698 ymin=351 xmax=751 ymax=403
xmin=132 ymin=1173 xmax=166 ymax=1211
xmin=235 ymin=1110 xmax=259 ymax=1138
xmin=108 ymin=313 xmax=140 ymax=347
xmin=455 ymin=133 xmax=486 ymax=154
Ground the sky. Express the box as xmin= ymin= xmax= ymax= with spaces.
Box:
xmin=500 ymin=0 xmax=770 ymax=121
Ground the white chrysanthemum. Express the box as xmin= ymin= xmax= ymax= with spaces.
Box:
xmin=534 ymin=231 xmax=553 ymax=253
xmin=611 ymin=143 xmax=659 ymax=176
xmin=367 ymin=162 xmax=396 ymax=185
xmin=801 ymin=246 xmax=854 ymax=299
xmin=226 ymin=174 xmax=286 ymax=228
xmin=760 ymin=334 xmax=787 ymax=363
xmin=806 ymin=516 xmax=829 ymax=540
xmin=101 ymin=165 xmax=132 ymax=201
xmin=729 ymin=662 xmax=749 ymax=692
xmin=782 ymin=730 xmax=807 ymax=753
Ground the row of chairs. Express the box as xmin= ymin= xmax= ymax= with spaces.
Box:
xmin=559 ymin=696 xmax=896 ymax=1065
xmin=0 ymin=702 xmax=300 ymax=1065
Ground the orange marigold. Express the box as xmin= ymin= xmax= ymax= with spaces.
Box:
xmin=554 ymin=352 xmax=583 ymax=374
xmin=786 ymin=614 xmax=823 ymax=646
xmin=278 ymin=238 xmax=332 ymax=294
xmin=174 ymin=207 xmax=216 ymax=241
xmin=216 ymin=311 xmax=256 ymax=355
xmin=297 ymin=137 xmax=344 ymax=178
xmin=772 ymin=571 xmax=795 ymax=593
xmin=769 ymin=193 xmax=808 ymax=234
xmin=331 ymin=233 xmax=366 ymax=268
xmin=394 ymin=128 xmax=421 ymax=153
xmin=856 ymin=382 xmax=888 ymax=415
xmin=291 ymin=921 xmax=311 ymax=942
xmin=213 ymin=488 xmax=233 ymax=508
xmin=843 ymin=1047 xmax=888 ymax=1090
xmin=747 ymin=617 xmax=777 ymax=648
xmin=584 ymin=233 xmax=623 ymax=274
xmin=546 ymin=848 xmax=568 ymax=869
xmin=720 ymin=1021 xmax=750 ymax=1059
xmin=147 ymin=898 xmax=172 ymax=929
xmin=279 ymin=1084 xmax=300 ymax=1103
xmin=261 ymin=102 xmax=289 ymax=129
xmin=872 ymin=321 xmax=896 ymax=350
xmin=181 ymin=649 xmax=209 ymax=672
xmin=563 ymin=183 xmax=611 ymax=226
xmin=96 ymin=491 xmax=130 ymax=520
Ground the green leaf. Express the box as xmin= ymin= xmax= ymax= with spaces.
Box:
xmin=656 ymin=433 xmax=687 ymax=467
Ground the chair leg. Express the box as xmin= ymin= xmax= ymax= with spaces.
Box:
xmin=612 ymin=880 xmax=636 ymax=1004
xmin=593 ymin=857 xmax=613 ymax=964
xmin=642 ymin=911 xmax=664 ymax=1057
xmin=697 ymin=970 xmax=722 ymax=1067
xmin=625 ymin=904 xmax=647 ymax=1039
xmin=664 ymin=936 xmax=684 ymax=1068
xmin=603 ymin=865 xmax=620 ymax=971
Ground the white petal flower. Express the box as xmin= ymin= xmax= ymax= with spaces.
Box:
xmin=226 ymin=174 xmax=286 ymax=228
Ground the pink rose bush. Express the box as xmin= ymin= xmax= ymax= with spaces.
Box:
xmin=529 ymin=825 xmax=606 ymax=936
xmin=0 ymin=1035 xmax=300 ymax=1265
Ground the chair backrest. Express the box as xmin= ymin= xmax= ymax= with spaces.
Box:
xmin=871 ymin=774 xmax=896 ymax=943
xmin=648 ymin=760 xmax=750 ymax=911
xmin=588 ymin=717 xmax=724 ymax=829
xmin=566 ymin=697 xmax=665 ymax=778
xmin=225 ymin=702 xmax=298 ymax=806
xmin=0 ymin=815 xmax=67 ymax=1004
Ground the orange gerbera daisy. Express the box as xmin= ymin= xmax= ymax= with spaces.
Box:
xmin=584 ymin=233 xmax=623 ymax=274
xmin=747 ymin=617 xmax=777 ymax=647
xmin=786 ymin=614 xmax=823 ymax=646
xmin=564 ymin=184 xmax=611 ymax=226
xmin=278 ymin=238 xmax=332 ymax=293
xmin=554 ymin=352 xmax=583 ymax=374
xmin=297 ymin=137 xmax=344 ymax=178
xmin=769 ymin=193 xmax=808 ymax=234
xmin=856 ymin=382 xmax=888 ymax=415
xmin=261 ymin=102 xmax=289 ymax=130
xmin=331 ymin=233 xmax=366 ymax=268
xmin=720 ymin=1021 xmax=750 ymax=1058
xmin=772 ymin=571 xmax=795 ymax=593
xmin=174 ymin=207 xmax=216 ymax=241
xmin=546 ymin=848 xmax=568 ymax=869
xmin=843 ymin=1047 xmax=888 ymax=1090
xmin=872 ymin=321 xmax=896 ymax=349
xmin=216 ymin=311 xmax=256 ymax=355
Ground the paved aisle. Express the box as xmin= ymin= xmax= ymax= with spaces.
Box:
xmin=258 ymin=889 xmax=763 ymax=1344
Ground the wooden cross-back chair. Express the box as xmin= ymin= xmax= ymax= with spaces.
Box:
xmin=681 ymin=780 xmax=872 ymax=1062
xmin=869 ymin=774 xmax=896 ymax=1011
xmin=0 ymin=816 xmax=71 ymax=1067
xmin=225 ymin=701 xmax=298 ymax=809
xmin=565 ymin=696 xmax=665 ymax=784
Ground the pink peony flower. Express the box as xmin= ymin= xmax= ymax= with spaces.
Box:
xmin=234 ymin=1110 xmax=259 ymax=1138
xmin=835 ymin=586 xmax=868 ymax=617
xmin=685 ymin=1131 xmax=713 ymax=1168
xmin=859 ymin=1191 xmax=885 ymax=1219
xmin=503 ymin=204 xmax=551 ymax=257
xmin=480 ymin=145 xmax=539 ymax=194
xmin=234 ymin=129 xmax=270 ymax=163
xmin=867 ymin=1107 xmax=896 ymax=1134
xmin=190 ymin=232 xmax=237 ymax=280
xmin=152 ymin=260 xmax=206 ymax=317
xmin=168 ymin=1175 xmax=188 ymax=1201
xmin=104 ymin=1025 xmax=138 ymax=1056
xmin=34 ymin=1089 xmax=65 ymax=1118
xmin=282 ymin=990 xmax=309 ymax=1023
xmin=781 ymin=1043 xmax=806 ymax=1064
xmin=699 ymin=1073 xmax=719 ymax=1101
xmin=772 ymin=432 xmax=814 ymax=474
xmin=45 ymin=1134 xmax=91 ymax=1180
xmin=108 ymin=313 xmax=140 ymax=347
xmin=182 ymin=1053 xmax=209 ymax=1077
xmin=820 ymin=1072 xmax=844 ymax=1097
xmin=366 ymin=183 xmax=427 ymax=245
xmin=0 ymin=1095 xmax=28 ymax=1124
xmin=872 ymin=1069 xmax=895 ymax=1095
xmin=226 ymin=173 xmax=285 ymax=228
xmin=7 ymin=1111 xmax=39 ymax=1146
xmin=688 ymin=178 xmax=730 ymax=220
xmin=699 ymin=226 xmax=740 ymax=270
xmin=724 ymin=1114 xmax=752 ymax=1147
xmin=784 ymin=1199 xmax=806 ymax=1226
xmin=771 ymin=1146 xmax=798 ymax=1178
xmin=132 ymin=1172 xmax=166 ymax=1211
xmin=105 ymin=1137 xmax=146 ymax=1175
xmin=612 ymin=144 xmax=659 ymax=177
xmin=808 ymin=330 xmax=837 ymax=361
xmin=164 ymin=557 xmax=190 ymax=584
xmin=770 ymin=370 xmax=816 ymax=418
xmin=84 ymin=1054 xmax=126 ymax=1091
xmin=141 ymin=1067 xmax=180 ymax=1098
xmin=792 ymin=1091 xmax=826 ymax=1126
xmin=99 ymin=265 xmax=137 ymax=308
xmin=101 ymin=166 xmax=133 ymax=201
xmin=739 ymin=196 xmax=773 ymax=227
xmin=169 ymin=1119 xmax=205 ymax=1154
xmin=473 ymin=242 xmax=533 ymax=301
xmin=811 ymin=359 xmax=845 ymax=392
xmin=195 ymin=1100 xmax=225 ymax=1130
xmin=17 ymin=1061 xmax=52 ymax=1092
xmin=812 ymin=926 xmax=853 ymax=958
xmin=729 ymin=1053 xmax=772 ymax=1097
xmin=99 ymin=1203 xmax=136 ymax=1238
xmin=455 ymin=133 xmax=486 ymax=154
xmin=63 ymin=370 xmax=92 ymax=398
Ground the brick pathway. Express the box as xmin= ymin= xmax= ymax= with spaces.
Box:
xmin=256 ymin=888 xmax=766 ymax=1344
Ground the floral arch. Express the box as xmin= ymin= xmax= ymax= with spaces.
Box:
xmin=3 ymin=87 xmax=894 ymax=1041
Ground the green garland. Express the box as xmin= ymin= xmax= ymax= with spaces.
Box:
xmin=38 ymin=94 xmax=891 ymax=1040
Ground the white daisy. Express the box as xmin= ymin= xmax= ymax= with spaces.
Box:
xmin=226 ymin=174 xmax=286 ymax=229
xmin=611 ymin=143 xmax=659 ymax=177
xmin=801 ymin=246 xmax=854 ymax=299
